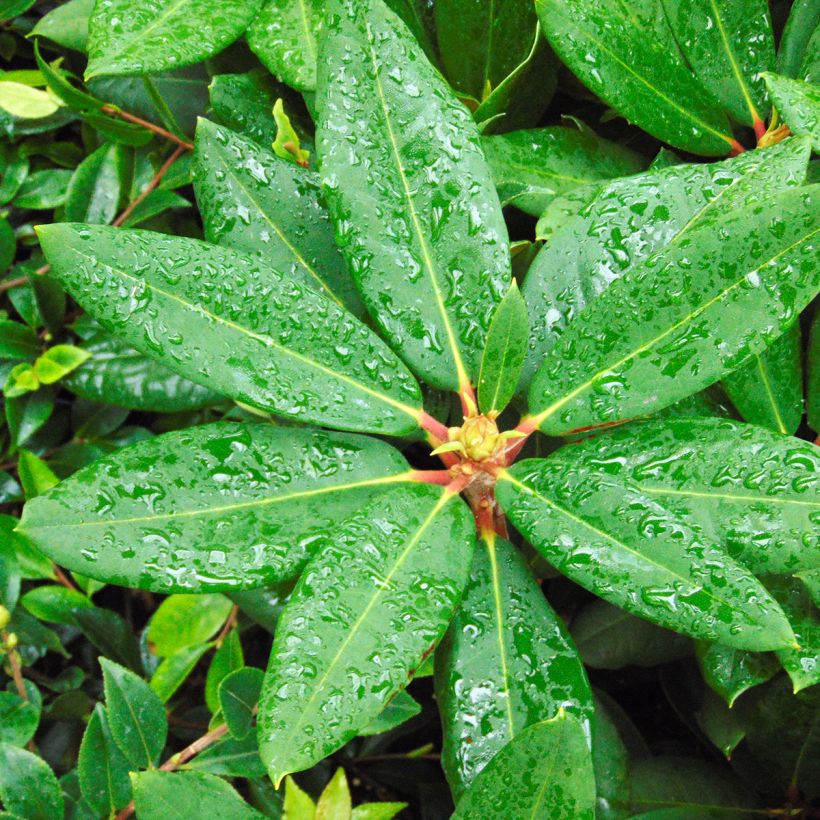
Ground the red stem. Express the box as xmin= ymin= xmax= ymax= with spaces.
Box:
xmin=419 ymin=411 xmax=449 ymax=443
xmin=112 ymin=145 xmax=186 ymax=228
xmin=411 ymin=469 xmax=453 ymax=486
xmin=753 ymin=118 xmax=767 ymax=142
xmin=100 ymin=105 xmax=193 ymax=150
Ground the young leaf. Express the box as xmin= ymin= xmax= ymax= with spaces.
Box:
xmin=19 ymin=423 xmax=413 ymax=592
xmin=483 ymin=125 xmax=644 ymax=216
xmin=219 ymin=667 xmax=263 ymax=740
xmin=522 ymin=137 xmax=811 ymax=389
xmin=36 ymin=224 xmax=423 ymax=435
xmin=548 ymin=418 xmax=819 ymax=576
xmin=528 ymin=185 xmax=820 ymax=435
xmin=132 ymin=770 xmax=264 ymax=820
xmin=315 ymin=768 xmax=352 ymax=820
xmin=0 ymin=743 xmax=64 ymax=820
xmin=150 ymin=643 xmax=211 ymax=703
xmin=477 ymin=282 xmax=528 ymax=415
xmin=32 ymin=344 xmax=90 ymax=384
xmin=64 ymin=331 xmax=220 ymax=412
xmin=452 ymin=712 xmax=595 ymax=819
xmin=663 ymin=0 xmax=774 ymax=128
xmin=358 ymin=689 xmax=421 ymax=737
xmin=317 ymin=0 xmax=511 ymax=392
xmin=193 ymin=119 xmax=363 ymax=316
xmin=258 ymin=484 xmax=476 ymax=785
xmin=763 ymin=72 xmax=820 ymax=150
xmin=100 ymin=657 xmax=168 ymax=769
xmin=246 ymin=0 xmax=322 ymax=92
xmin=436 ymin=533 xmax=592 ymax=799
xmin=205 ymin=630 xmax=244 ymax=714
xmin=496 ymin=459 xmax=795 ymax=650
xmin=85 ymin=0 xmax=265 ymax=79
xmin=148 ymin=594 xmax=232 ymax=656
xmin=535 ymin=0 xmax=735 ymax=155
xmin=78 ymin=704 xmax=132 ymax=816
xmin=284 ymin=776 xmax=316 ymax=819
xmin=722 ymin=323 xmax=803 ymax=435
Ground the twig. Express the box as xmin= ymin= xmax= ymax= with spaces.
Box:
xmin=214 ymin=604 xmax=239 ymax=647
xmin=112 ymin=145 xmax=186 ymax=228
xmin=53 ymin=564 xmax=80 ymax=592
xmin=7 ymin=649 xmax=27 ymax=701
xmin=100 ymin=105 xmax=193 ymax=150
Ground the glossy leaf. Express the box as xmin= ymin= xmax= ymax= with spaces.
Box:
xmin=776 ymin=0 xmax=820 ymax=78
xmin=193 ymin=119 xmax=363 ymax=316
xmin=316 ymin=768 xmax=352 ymax=820
xmin=65 ymin=330 xmax=220 ymax=412
xmin=100 ymin=657 xmax=167 ymax=769
xmin=246 ymin=0 xmax=321 ymax=92
xmin=809 ymin=309 xmax=820 ymax=433
xmin=358 ymin=689 xmax=420 ymax=736
xmin=0 ymin=743 xmax=63 ymax=820
xmin=36 ymin=224 xmax=423 ymax=435
xmin=205 ymin=630 xmax=244 ymax=714
xmin=528 ymin=185 xmax=820 ymax=434
xmin=536 ymin=0 xmax=734 ymax=155
xmin=663 ymin=0 xmax=774 ymax=127
xmin=477 ymin=282 xmax=528 ymax=415
xmin=722 ymin=323 xmax=803 ymax=435
xmin=452 ymin=712 xmax=595 ymax=819
xmin=132 ymin=770 xmax=263 ymax=820
xmin=435 ymin=533 xmax=592 ymax=799
xmin=19 ymin=423 xmax=412 ymax=592
xmin=764 ymin=72 xmax=820 ymax=150
xmin=483 ymin=125 xmax=644 ymax=217
xmin=78 ymin=704 xmax=132 ymax=816
xmin=496 ymin=458 xmax=795 ymax=650
xmin=522 ymin=137 xmax=811 ymax=389
xmin=29 ymin=0 xmax=93 ymax=51
xmin=148 ymin=593 xmax=232 ymax=656
xmin=186 ymin=734 xmax=265 ymax=779
xmin=86 ymin=0 xmax=265 ymax=79
xmin=317 ymin=0 xmax=510 ymax=391
xmin=0 ymin=320 xmax=37 ymax=361
xmin=150 ymin=643 xmax=211 ymax=703
xmin=220 ymin=667 xmax=263 ymax=740
xmin=0 ymin=691 xmax=39 ymax=747
xmin=258 ymin=484 xmax=476 ymax=785
xmin=550 ymin=418 xmax=820 ymax=576
xmin=64 ymin=142 xmax=126 ymax=225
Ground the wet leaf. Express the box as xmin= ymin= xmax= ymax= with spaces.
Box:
xmin=0 ymin=743 xmax=63 ymax=820
xmin=477 ymin=281 xmax=528 ymax=415
xmin=435 ymin=533 xmax=592 ymax=799
xmin=809 ymin=309 xmax=820 ymax=433
xmin=258 ymin=484 xmax=475 ymax=785
xmin=358 ymin=689 xmax=420 ymax=736
xmin=764 ymin=71 xmax=820 ymax=151
xmin=528 ymin=185 xmax=820 ymax=434
xmin=64 ymin=142 xmax=127 ymax=225
xmin=193 ymin=119 xmax=363 ymax=316
xmin=536 ymin=0 xmax=734 ymax=155
xmin=36 ymin=224 xmax=423 ymax=435
xmin=776 ymin=0 xmax=820 ymax=78
xmin=86 ymin=0 xmax=265 ymax=79
xmin=696 ymin=641 xmax=779 ymax=706
xmin=452 ymin=711 xmax=595 ymax=819
xmin=497 ymin=458 xmax=795 ymax=650
xmin=522 ymin=137 xmax=811 ymax=390
xmin=664 ymin=0 xmax=774 ymax=127
xmin=19 ymin=423 xmax=412 ymax=592
xmin=78 ymin=704 xmax=132 ymax=816
xmin=317 ymin=0 xmax=510 ymax=391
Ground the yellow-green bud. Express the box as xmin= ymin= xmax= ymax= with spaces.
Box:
xmin=0 ymin=605 xmax=9 ymax=630
xmin=4 ymin=632 xmax=18 ymax=651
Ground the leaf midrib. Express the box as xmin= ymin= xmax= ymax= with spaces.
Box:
xmin=637 ymin=484 xmax=819 ymax=509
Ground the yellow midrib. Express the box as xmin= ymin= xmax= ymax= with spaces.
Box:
xmin=638 ymin=484 xmax=819 ymax=509
xmin=68 ymin=246 xmax=422 ymax=423
xmin=754 ymin=355 xmax=788 ymax=434
xmin=365 ymin=23 xmax=470 ymax=391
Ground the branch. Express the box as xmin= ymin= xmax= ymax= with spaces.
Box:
xmin=100 ymin=105 xmax=193 ymax=150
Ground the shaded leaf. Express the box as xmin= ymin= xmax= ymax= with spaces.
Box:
xmin=219 ymin=667 xmax=263 ymax=740
xmin=78 ymin=704 xmax=132 ymax=815
xmin=0 ymin=743 xmax=63 ymax=820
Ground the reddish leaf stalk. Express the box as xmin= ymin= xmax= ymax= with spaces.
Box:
xmin=100 ymin=105 xmax=194 ymax=150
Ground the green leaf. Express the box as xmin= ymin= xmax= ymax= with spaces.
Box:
xmin=0 ymin=690 xmax=40 ymax=747
xmin=436 ymin=533 xmax=592 ymax=799
xmin=19 ymin=423 xmax=413 ymax=592
xmin=0 ymin=743 xmax=64 ymax=820
xmin=258 ymin=483 xmax=476 ymax=785
xmin=29 ymin=0 xmax=94 ymax=52
xmin=663 ymin=0 xmax=773 ymax=127
xmin=150 ymin=643 xmax=212 ymax=703
xmin=75 ymin=606 xmax=144 ymax=671
xmin=78 ymin=704 xmax=132 ymax=816
xmin=548 ymin=418 xmax=819 ymax=576
xmin=477 ymin=282 xmax=528 ymax=415
xmin=528 ymin=184 xmax=820 ymax=434
xmin=246 ymin=0 xmax=321 ymax=92
xmin=434 ymin=0 xmax=538 ymax=101
xmin=21 ymin=584 xmax=93 ymax=625
xmin=100 ymin=657 xmax=167 ymax=769
xmin=33 ymin=344 xmax=90 ymax=384
xmin=36 ymin=223 xmax=423 ymax=435
xmin=496 ymin=458 xmax=795 ymax=650
xmin=591 ymin=696 xmax=630 ymax=819
xmin=0 ymin=82 xmax=60 ymax=119
xmin=4 ymin=363 xmax=39 ymax=398
xmin=193 ymin=119 xmax=362 ymax=316
xmin=358 ymin=689 xmax=420 ymax=736
xmin=722 ymin=323 xmax=803 ymax=435
xmin=452 ymin=712 xmax=595 ymax=819
xmin=0 ymin=320 xmax=40 ymax=360
xmin=5 ymin=386 xmax=56 ymax=447
xmin=483 ymin=124 xmax=644 ymax=217
xmin=64 ymin=142 xmax=127 ymax=225
xmin=271 ymin=99 xmax=310 ymax=167
xmin=13 ymin=168 xmax=72 ymax=209
xmin=185 ymin=734 xmax=265 ymax=779
xmin=316 ymin=768 xmax=352 ymax=820
xmin=536 ymin=0 xmax=735 ymax=155
xmin=85 ymin=0 xmax=265 ymax=79
xmin=284 ymin=776 xmax=315 ymax=820
xmin=219 ymin=667 xmax=263 ymax=740
xmin=64 ymin=330 xmax=219 ymax=412
xmin=810 ymin=309 xmax=820 ymax=433
xmin=132 ymin=770 xmax=264 ymax=820
xmin=351 ymin=803 xmax=407 ymax=820
xmin=522 ymin=137 xmax=811 ymax=391
xmin=776 ymin=0 xmax=820 ymax=78
xmin=205 ymin=629 xmax=243 ymax=714
xmin=148 ymin=593 xmax=232 ymax=656
xmin=764 ymin=72 xmax=820 ymax=151
xmin=570 ymin=598 xmax=691 ymax=670
xmin=317 ymin=0 xmax=510 ymax=392
xmin=17 ymin=450 xmax=58 ymax=499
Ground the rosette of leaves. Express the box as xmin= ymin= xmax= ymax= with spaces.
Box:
xmin=11 ymin=0 xmax=820 ymax=814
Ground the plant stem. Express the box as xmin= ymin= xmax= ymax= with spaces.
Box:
xmin=419 ymin=411 xmax=449 ymax=443
xmin=53 ymin=564 xmax=79 ymax=592
xmin=7 ymin=649 xmax=27 ymax=701
xmin=410 ymin=469 xmax=453 ymax=486
xmin=100 ymin=105 xmax=194 ymax=150
xmin=214 ymin=604 xmax=238 ymax=647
